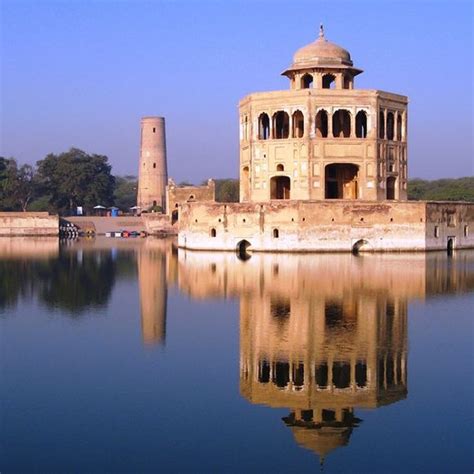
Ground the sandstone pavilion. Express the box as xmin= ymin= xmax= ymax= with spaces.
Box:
xmin=178 ymin=25 xmax=473 ymax=254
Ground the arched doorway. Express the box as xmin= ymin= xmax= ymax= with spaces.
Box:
xmin=352 ymin=239 xmax=371 ymax=254
xmin=270 ymin=176 xmax=291 ymax=199
xmin=447 ymin=238 xmax=454 ymax=256
xmin=171 ymin=209 xmax=179 ymax=225
xmin=386 ymin=177 xmax=396 ymax=200
xmin=325 ymin=164 xmax=359 ymax=199
xmin=237 ymin=240 xmax=251 ymax=261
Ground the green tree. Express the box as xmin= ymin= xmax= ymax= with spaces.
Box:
xmin=36 ymin=148 xmax=115 ymax=214
xmin=0 ymin=158 xmax=38 ymax=211
xmin=408 ymin=177 xmax=474 ymax=202
xmin=214 ymin=178 xmax=239 ymax=202
xmin=114 ymin=175 xmax=138 ymax=211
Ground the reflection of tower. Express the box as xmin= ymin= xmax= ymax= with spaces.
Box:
xmin=137 ymin=243 xmax=168 ymax=345
xmin=137 ymin=116 xmax=168 ymax=211
xmin=240 ymin=291 xmax=408 ymax=462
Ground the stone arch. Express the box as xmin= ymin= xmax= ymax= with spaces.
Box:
xmin=276 ymin=164 xmax=284 ymax=171
xmin=270 ymin=176 xmax=291 ymax=200
xmin=301 ymin=73 xmax=313 ymax=89
xmin=171 ymin=209 xmax=179 ymax=225
xmin=315 ymin=109 xmax=328 ymax=138
xmin=292 ymin=110 xmax=304 ymax=138
xmin=258 ymin=113 xmax=270 ymax=140
xmin=379 ymin=110 xmax=385 ymax=139
xmin=322 ymin=73 xmax=336 ymax=89
xmin=352 ymin=239 xmax=371 ymax=254
xmin=236 ymin=240 xmax=251 ymax=260
xmin=210 ymin=228 xmax=216 ymax=237
xmin=386 ymin=176 xmax=396 ymax=200
xmin=272 ymin=111 xmax=290 ymax=139
xmin=273 ymin=228 xmax=279 ymax=238
xmin=332 ymin=109 xmax=351 ymax=138
xmin=387 ymin=112 xmax=395 ymax=140
xmin=447 ymin=237 xmax=454 ymax=256
xmin=355 ymin=110 xmax=367 ymax=138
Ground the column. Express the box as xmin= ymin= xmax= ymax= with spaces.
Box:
xmin=328 ymin=109 xmax=333 ymax=138
xmin=350 ymin=110 xmax=356 ymax=138
xmin=383 ymin=108 xmax=388 ymax=140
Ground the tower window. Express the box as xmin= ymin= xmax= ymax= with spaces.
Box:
xmin=322 ymin=73 xmax=336 ymax=89
xmin=153 ymin=127 xmax=156 ymax=133
xmin=273 ymin=228 xmax=279 ymax=238
xmin=434 ymin=225 xmax=439 ymax=238
xmin=379 ymin=110 xmax=385 ymax=139
xmin=301 ymin=73 xmax=313 ymax=89
xmin=153 ymin=163 xmax=156 ymax=168
xmin=387 ymin=112 xmax=395 ymax=140
xmin=276 ymin=164 xmax=284 ymax=172
xmin=210 ymin=228 xmax=217 ymax=237
xmin=258 ymin=113 xmax=270 ymax=140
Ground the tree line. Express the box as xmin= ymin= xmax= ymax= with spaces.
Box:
xmin=1 ymin=147 xmax=472 ymax=214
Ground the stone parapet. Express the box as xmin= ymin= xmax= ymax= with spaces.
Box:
xmin=0 ymin=212 xmax=59 ymax=236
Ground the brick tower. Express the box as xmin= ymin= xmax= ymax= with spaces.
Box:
xmin=137 ymin=116 xmax=168 ymax=211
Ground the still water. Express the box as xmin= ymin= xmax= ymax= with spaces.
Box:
xmin=1 ymin=237 xmax=473 ymax=473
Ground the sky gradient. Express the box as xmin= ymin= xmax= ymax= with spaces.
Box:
xmin=1 ymin=0 xmax=473 ymax=183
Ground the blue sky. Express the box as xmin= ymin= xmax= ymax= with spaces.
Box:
xmin=1 ymin=0 xmax=473 ymax=182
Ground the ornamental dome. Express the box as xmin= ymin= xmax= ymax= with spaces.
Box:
xmin=282 ymin=25 xmax=361 ymax=75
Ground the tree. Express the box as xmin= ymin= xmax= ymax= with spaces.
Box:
xmin=36 ymin=148 xmax=115 ymax=214
xmin=114 ymin=175 xmax=137 ymax=211
xmin=214 ymin=178 xmax=239 ymax=202
xmin=0 ymin=158 xmax=38 ymax=211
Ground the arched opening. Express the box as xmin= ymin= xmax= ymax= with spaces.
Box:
xmin=153 ymin=200 xmax=157 ymax=207
xmin=258 ymin=360 xmax=270 ymax=383
xmin=447 ymin=238 xmax=454 ymax=256
xmin=236 ymin=239 xmax=251 ymax=261
xmin=322 ymin=73 xmax=335 ymax=89
xmin=171 ymin=209 xmax=179 ymax=225
xmin=272 ymin=111 xmax=289 ymax=139
xmin=276 ymin=164 xmax=284 ymax=172
xmin=187 ymin=195 xmax=195 ymax=202
xmin=325 ymin=164 xmax=359 ymax=199
xmin=386 ymin=176 xmax=396 ymax=200
xmin=315 ymin=110 xmax=328 ymax=138
xmin=270 ymin=176 xmax=291 ymax=200
xmin=273 ymin=228 xmax=279 ymax=238
xmin=241 ymin=166 xmax=250 ymax=201
xmin=355 ymin=111 xmax=367 ymax=138
xmin=379 ymin=110 xmax=385 ymax=139
xmin=258 ymin=113 xmax=270 ymax=140
xmin=397 ymin=114 xmax=402 ymax=141
xmin=293 ymin=363 xmax=304 ymax=390
xmin=352 ymin=239 xmax=371 ymax=254
xmin=210 ymin=228 xmax=216 ymax=237
xmin=273 ymin=361 xmax=290 ymax=388
xmin=315 ymin=363 xmax=328 ymax=388
xmin=292 ymin=110 xmax=304 ymax=138
xmin=387 ymin=112 xmax=395 ymax=140
xmin=153 ymin=163 xmax=156 ymax=168
xmin=332 ymin=109 xmax=351 ymax=138
xmin=333 ymin=362 xmax=350 ymax=389
xmin=301 ymin=73 xmax=313 ymax=89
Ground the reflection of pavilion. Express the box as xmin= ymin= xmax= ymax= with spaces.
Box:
xmin=177 ymin=250 xmax=474 ymax=462
xmin=240 ymin=292 xmax=407 ymax=461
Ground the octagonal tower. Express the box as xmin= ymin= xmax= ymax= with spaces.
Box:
xmin=239 ymin=25 xmax=408 ymax=202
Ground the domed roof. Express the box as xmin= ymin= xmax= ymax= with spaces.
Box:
xmin=282 ymin=25 xmax=361 ymax=75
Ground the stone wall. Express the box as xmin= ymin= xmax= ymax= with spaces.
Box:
xmin=142 ymin=213 xmax=175 ymax=235
xmin=178 ymin=201 xmax=474 ymax=253
xmin=0 ymin=212 xmax=58 ymax=236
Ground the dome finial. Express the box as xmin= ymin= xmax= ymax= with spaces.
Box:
xmin=319 ymin=23 xmax=325 ymax=39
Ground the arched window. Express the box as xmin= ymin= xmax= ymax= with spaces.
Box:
xmin=301 ymin=73 xmax=313 ymax=89
xmin=258 ymin=113 xmax=270 ymax=140
xmin=387 ymin=112 xmax=395 ymax=140
xmin=276 ymin=164 xmax=284 ymax=172
xmin=241 ymin=166 xmax=250 ymax=201
xmin=273 ymin=228 xmax=279 ymax=238
xmin=292 ymin=110 xmax=304 ymax=138
xmin=210 ymin=228 xmax=216 ymax=237
xmin=153 ymin=163 xmax=156 ymax=168
xmin=379 ymin=110 xmax=385 ymax=139
xmin=355 ymin=111 xmax=367 ymax=138
xmin=315 ymin=110 xmax=328 ymax=138
xmin=332 ymin=110 xmax=351 ymax=138
xmin=272 ymin=111 xmax=289 ymax=139
xmin=396 ymin=114 xmax=402 ymax=141
xmin=343 ymin=75 xmax=352 ymax=89
xmin=322 ymin=74 xmax=336 ymax=89
xmin=386 ymin=176 xmax=396 ymax=200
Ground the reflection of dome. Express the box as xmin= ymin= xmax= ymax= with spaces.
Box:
xmin=290 ymin=425 xmax=352 ymax=458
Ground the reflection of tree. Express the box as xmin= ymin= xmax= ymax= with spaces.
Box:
xmin=0 ymin=249 xmax=138 ymax=315
xmin=37 ymin=251 xmax=117 ymax=314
